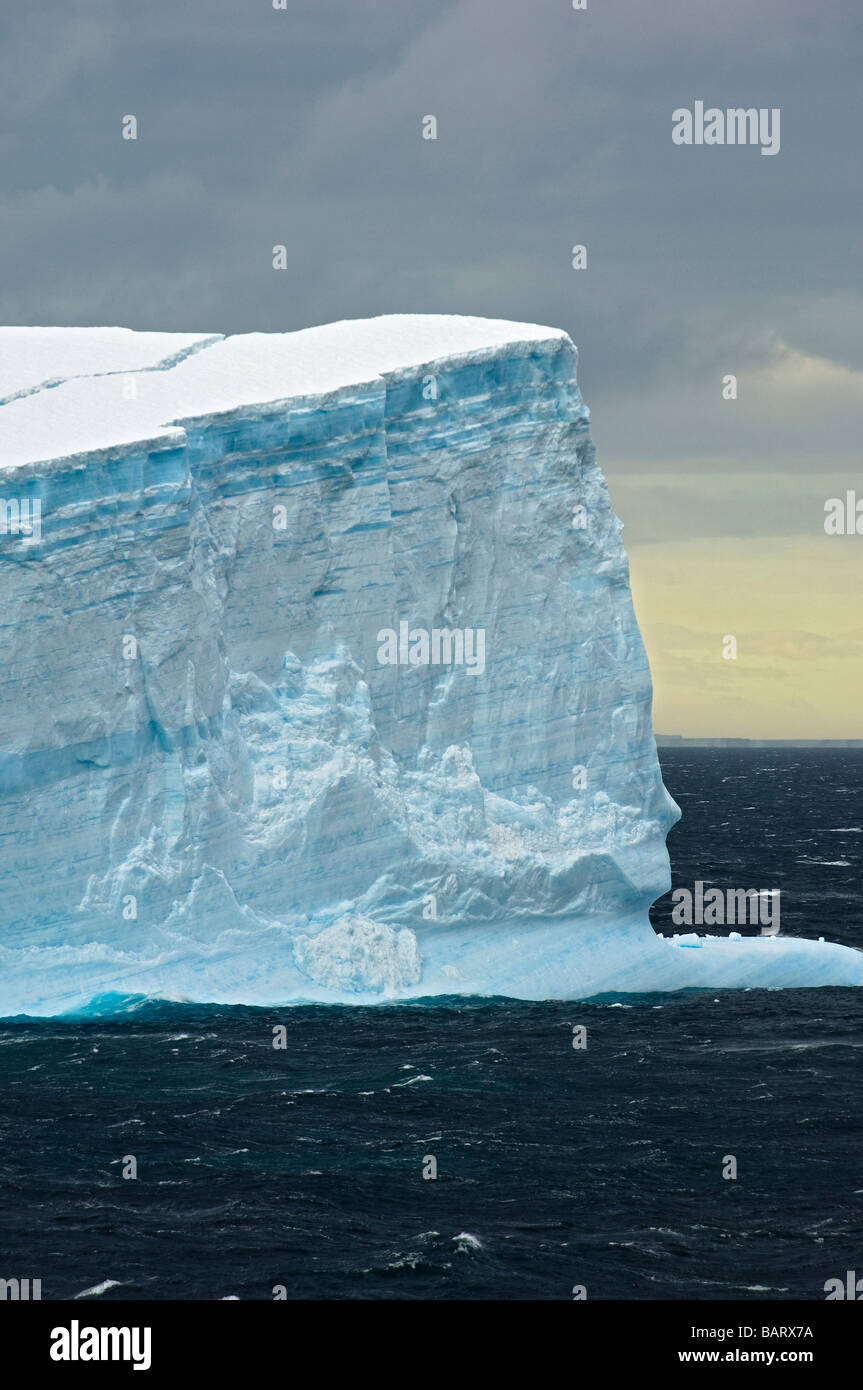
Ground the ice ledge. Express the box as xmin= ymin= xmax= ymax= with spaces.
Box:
xmin=0 ymin=314 xmax=571 ymax=471
xmin=3 ymin=918 xmax=861 ymax=1018
xmin=414 ymin=918 xmax=863 ymax=1001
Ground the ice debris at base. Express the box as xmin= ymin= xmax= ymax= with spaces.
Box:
xmin=0 ymin=314 xmax=861 ymax=1015
xmin=293 ymin=916 xmax=422 ymax=996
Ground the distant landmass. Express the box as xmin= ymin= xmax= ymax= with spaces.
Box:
xmin=656 ymin=736 xmax=863 ymax=748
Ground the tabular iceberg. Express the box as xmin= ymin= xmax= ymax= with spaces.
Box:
xmin=1 ymin=315 xmax=860 ymax=1016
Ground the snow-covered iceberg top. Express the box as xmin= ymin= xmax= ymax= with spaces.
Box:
xmin=0 ymin=315 xmax=568 ymax=470
xmin=0 ymin=315 xmax=859 ymax=1015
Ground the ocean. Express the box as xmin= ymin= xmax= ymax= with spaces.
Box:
xmin=1 ymin=748 xmax=860 ymax=1301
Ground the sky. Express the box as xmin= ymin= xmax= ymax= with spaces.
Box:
xmin=1 ymin=0 xmax=860 ymax=736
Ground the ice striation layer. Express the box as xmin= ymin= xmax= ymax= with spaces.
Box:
xmin=1 ymin=314 xmax=861 ymax=1016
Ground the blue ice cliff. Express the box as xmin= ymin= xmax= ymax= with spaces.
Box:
xmin=1 ymin=315 xmax=861 ymax=1015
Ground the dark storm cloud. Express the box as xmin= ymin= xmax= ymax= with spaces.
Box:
xmin=0 ymin=0 xmax=860 ymax=504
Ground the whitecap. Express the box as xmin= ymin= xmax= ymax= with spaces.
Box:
xmin=452 ymin=1232 xmax=483 ymax=1252
xmin=74 ymin=1279 xmax=122 ymax=1299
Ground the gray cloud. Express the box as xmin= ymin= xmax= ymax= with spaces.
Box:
xmin=0 ymin=0 xmax=859 ymax=538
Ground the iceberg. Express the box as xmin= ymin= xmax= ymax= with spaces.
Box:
xmin=1 ymin=314 xmax=860 ymax=1015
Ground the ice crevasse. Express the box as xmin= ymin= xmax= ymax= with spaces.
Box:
xmin=0 ymin=314 xmax=860 ymax=1016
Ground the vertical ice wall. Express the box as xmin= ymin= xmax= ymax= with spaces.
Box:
xmin=0 ymin=316 xmax=727 ymax=1012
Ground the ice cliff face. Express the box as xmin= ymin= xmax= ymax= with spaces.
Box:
xmin=1 ymin=316 xmax=860 ymax=1015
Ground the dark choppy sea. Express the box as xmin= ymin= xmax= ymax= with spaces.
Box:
xmin=1 ymin=749 xmax=861 ymax=1301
